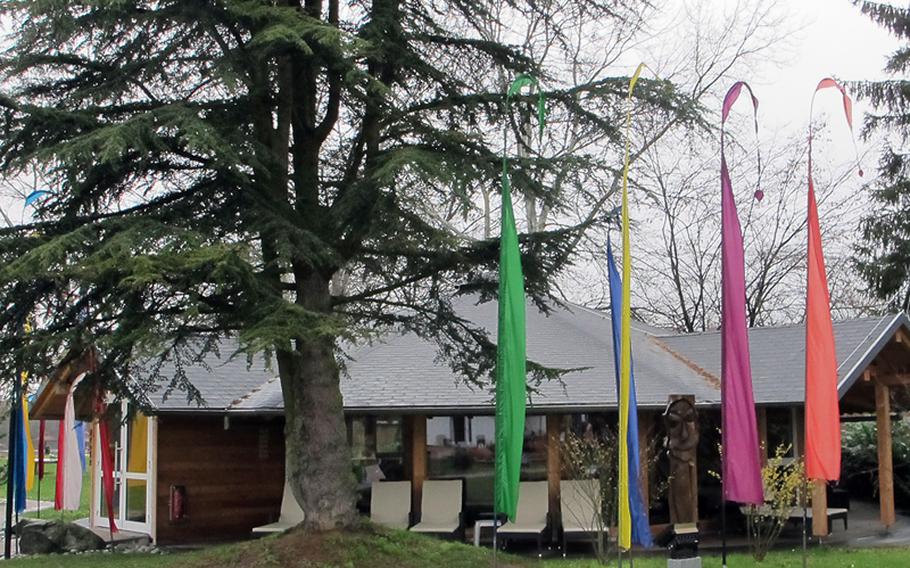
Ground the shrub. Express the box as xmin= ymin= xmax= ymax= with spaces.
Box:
xmin=841 ymin=419 xmax=910 ymax=507
xmin=743 ymin=446 xmax=804 ymax=562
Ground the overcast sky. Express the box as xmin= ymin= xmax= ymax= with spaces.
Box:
xmin=722 ymin=0 xmax=900 ymax=164
xmin=0 ymin=1 xmax=902 ymax=224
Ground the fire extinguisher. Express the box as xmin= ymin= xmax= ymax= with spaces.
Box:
xmin=169 ymin=485 xmax=187 ymax=521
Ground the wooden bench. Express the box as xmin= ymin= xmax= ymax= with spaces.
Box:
xmin=787 ymin=507 xmax=848 ymax=532
xmin=739 ymin=505 xmax=849 ymax=533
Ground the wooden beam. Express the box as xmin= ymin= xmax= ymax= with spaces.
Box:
xmin=812 ymin=479 xmax=828 ymax=537
xmin=546 ymin=414 xmax=562 ymax=540
xmin=875 ymin=382 xmax=896 ymax=528
xmin=757 ymin=406 xmax=768 ymax=466
xmin=793 ymin=407 xmax=804 ymax=459
xmin=638 ymin=410 xmax=653 ymax=513
xmin=874 ymin=374 xmax=910 ymax=387
xmin=411 ymin=415 xmax=427 ymax=518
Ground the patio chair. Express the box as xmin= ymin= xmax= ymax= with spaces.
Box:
xmin=498 ymin=481 xmax=551 ymax=556
xmin=786 ymin=506 xmax=849 ymax=532
xmin=370 ymin=480 xmax=412 ymax=530
xmin=560 ymin=479 xmax=607 ymax=556
xmin=251 ymin=479 xmax=306 ymax=535
xmin=409 ymin=479 xmax=464 ymax=539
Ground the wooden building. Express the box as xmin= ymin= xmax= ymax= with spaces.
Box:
xmin=30 ymin=296 xmax=910 ymax=544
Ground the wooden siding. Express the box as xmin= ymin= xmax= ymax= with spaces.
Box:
xmin=155 ymin=415 xmax=284 ymax=544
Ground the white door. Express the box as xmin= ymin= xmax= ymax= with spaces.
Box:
xmin=95 ymin=402 xmax=154 ymax=534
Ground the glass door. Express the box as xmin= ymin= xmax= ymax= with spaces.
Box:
xmin=95 ymin=402 xmax=153 ymax=534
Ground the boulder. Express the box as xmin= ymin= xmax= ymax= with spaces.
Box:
xmin=15 ymin=519 xmax=106 ymax=555
xmin=61 ymin=523 xmax=106 ymax=552
xmin=17 ymin=529 xmax=57 ymax=555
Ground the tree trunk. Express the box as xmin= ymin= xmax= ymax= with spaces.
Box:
xmin=278 ymin=274 xmax=357 ymax=530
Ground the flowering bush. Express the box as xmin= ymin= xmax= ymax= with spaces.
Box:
xmin=743 ymin=445 xmax=805 ymax=562
xmin=842 ymin=420 xmax=910 ymax=507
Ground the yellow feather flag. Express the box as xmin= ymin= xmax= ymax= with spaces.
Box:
xmin=21 ymin=371 xmax=35 ymax=492
xmin=21 ymin=317 xmax=36 ymax=492
xmin=618 ymin=62 xmax=649 ymax=552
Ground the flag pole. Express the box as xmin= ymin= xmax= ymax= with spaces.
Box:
xmin=492 ymin=491 xmax=498 ymax=568
xmin=801 ymin=475 xmax=808 ymax=568
xmin=620 ymin=405 xmax=625 ymax=568
xmin=721 ymin=482 xmax=728 ymax=568
xmin=4 ymin=346 xmax=22 ymax=559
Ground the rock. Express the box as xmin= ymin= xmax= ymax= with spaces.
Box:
xmin=18 ymin=529 xmax=58 ymax=555
xmin=16 ymin=520 xmax=106 ymax=556
xmin=12 ymin=518 xmax=51 ymax=536
xmin=60 ymin=523 xmax=105 ymax=552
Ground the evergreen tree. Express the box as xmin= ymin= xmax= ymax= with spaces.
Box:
xmin=853 ymin=1 xmax=910 ymax=309
xmin=0 ymin=1 xmax=695 ymax=528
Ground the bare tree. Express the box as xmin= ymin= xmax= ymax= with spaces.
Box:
xmin=557 ymin=0 xmax=793 ymax=310
xmin=633 ymin=125 xmax=870 ymax=332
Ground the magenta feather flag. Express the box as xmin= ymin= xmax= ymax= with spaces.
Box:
xmin=719 ymin=82 xmax=764 ymax=505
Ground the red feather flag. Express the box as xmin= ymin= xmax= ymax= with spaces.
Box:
xmin=37 ymin=420 xmax=45 ymax=480
xmin=95 ymin=392 xmax=119 ymax=533
xmin=804 ymin=78 xmax=862 ymax=481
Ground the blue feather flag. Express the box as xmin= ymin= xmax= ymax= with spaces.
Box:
xmin=607 ymin=237 xmax=653 ymax=547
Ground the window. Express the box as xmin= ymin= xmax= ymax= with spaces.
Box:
xmin=347 ymin=415 xmax=405 ymax=486
xmin=766 ymin=407 xmax=796 ymax=457
xmin=427 ymin=415 xmax=549 ymax=510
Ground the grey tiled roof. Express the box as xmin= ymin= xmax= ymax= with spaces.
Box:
xmin=657 ymin=314 xmax=908 ymax=405
xmin=136 ymin=337 xmax=276 ymax=411
xmin=229 ymin=295 xmax=718 ymax=413
xmin=135 ymin=295 xmax=907 ymax=414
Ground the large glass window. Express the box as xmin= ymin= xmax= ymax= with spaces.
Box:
xmin=766 ymin=407 xmax=796 ymax=458
xmin=427 ymin=415 xmax=549 ymax=511
xmin=427 ymin=416 xmax=494 ymax=510
xmin=348 ymin=416 xmax=405 ymax=488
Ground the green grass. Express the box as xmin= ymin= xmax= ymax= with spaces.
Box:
xmin=4 ymin=527 xmax=910 ymax=568
xmin=0 ymin=460 xmax=92 ymax=522
xmin=5 ymin=554 xmax=176 ymax=568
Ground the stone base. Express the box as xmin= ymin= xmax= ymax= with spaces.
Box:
xmin=668 ymin=557 xmax=702 ymax=568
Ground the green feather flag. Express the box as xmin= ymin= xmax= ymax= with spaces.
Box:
xmin=495 ymin=76 xmax=545 ymax=522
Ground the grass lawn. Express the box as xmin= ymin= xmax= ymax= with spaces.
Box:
xmin=3 ymin=527 xmax=910 ymax=568
xmin=0 ymin=460 xmax=92 ymax=523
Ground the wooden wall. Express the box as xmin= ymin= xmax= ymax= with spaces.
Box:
xmin=155 ymin=415 xmax=285 ymax=544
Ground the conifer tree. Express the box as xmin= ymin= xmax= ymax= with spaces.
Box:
xmin=0 ymin=1 xmax=694 ymax=528
xmin=853 ymin=1 xmax=910 ymax=309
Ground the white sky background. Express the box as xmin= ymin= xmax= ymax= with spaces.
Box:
xmin=748 ymin=0 xmax=900 ymax=158
xmin=560 ymin=0 xmax=905 ymax=317
xmin=646 ymin=0 xmax=901 ymax=177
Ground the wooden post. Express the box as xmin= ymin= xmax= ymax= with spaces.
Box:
xmin=757 ymin=406 xmax=768 ymax=466
xmin=411 ymin=415 xmax=427 ymax=518
xmin=875 ymin=381 xmax=896 ymax=528
xmin=793 ymin=406 xmax=805 ymax=459
xmin=547 ymin=414 xmax=562 ymax=540
xmin=638 ymin=410 xmax=652 ymax=513
xmin=811 ymin=479 xmax=828 ymax=536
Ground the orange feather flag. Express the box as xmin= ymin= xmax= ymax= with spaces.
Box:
xmin=804 ymin=78 xmax=862 ymax=481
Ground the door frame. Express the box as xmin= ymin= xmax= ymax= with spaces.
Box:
xmin=94 ymin=401 xmax=155 ymax=535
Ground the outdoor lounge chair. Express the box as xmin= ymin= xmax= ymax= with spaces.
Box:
xmin=251 ymin=480 xmax=306 ymax=535
xmin=560 ymin=479 xmax=607 ymax=556
xmin=498 ymin=480 xmax=551 ymax=556
xmin=409 ymin=479 xmax=464 ymax=538
xmin=787 ymin=506 xmax=849 ymax=532
xmin=370 ymin=480 xmax=412 ymax=529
